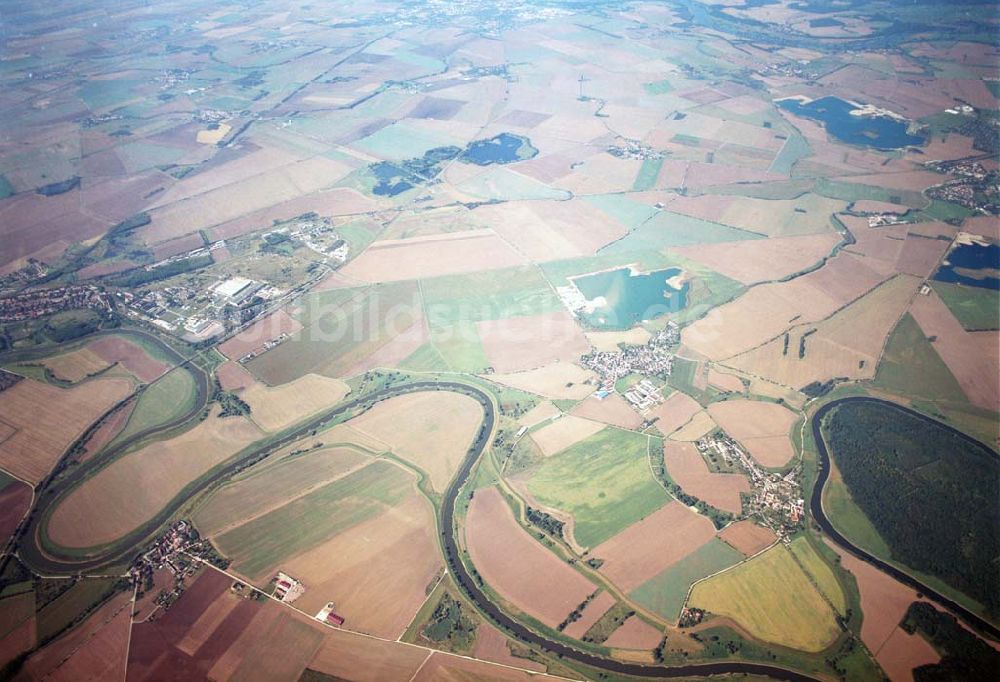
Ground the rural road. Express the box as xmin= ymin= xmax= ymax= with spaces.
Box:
xmin=809 ymin=396 xmax=1000 ymax=641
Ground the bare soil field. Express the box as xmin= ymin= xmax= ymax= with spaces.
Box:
xmin=529 ymin=415 xmax=606 ymax=457
xmin=874 ymin=625 xmax=941 ymax=682
xmin=562 ymin=591 xmax=617 ymax=639
xmin=89 ymin=336 xmax=172 ymax=383
xmin=648 ymin=391 xmax=701 ymax=436
xmin=477 ymin=311 xmax=590 ymax=373
xmin=895 ymin=234 xmax=951 ymax=278
xmin=151 ymin=232 xmax=206 ymax=261
xmin=219 ymin=309 xmax=303 ymax=361
xmin=570 ymin=393 xmax=643 ymax=430
xmin=487 ymin=362 xmax=597 ymax=400
xmin=961 ymin=215 xmax=1000 ymax=241
xmin=465 ymin=487 xmax=596 ymax=629
xmin=347 ymin=391 xmax=482 ymax=491
xmin=517 ymin=400 xmax=561 ymax=429
xmin=413 ymin=651 xmax=557 ymax=681
xmin=48 ymin=408 xmax=261 ymax=548
xmin=42 ymin=347 xmax=111 ymax=383
xmin=473 ymin=622 xmax=547 ymax=672
xmin=707 ymin=369 xmax=744 ymax=393
xmin=79 ymin=400 xmax=135 ymax=462
xmin=344 ymin=316 xmax=428 ymax=375
xmin=727 ymin=274 xmax=920 ymax=389
xmin=585 ymin=328 xmax=651 ymax=352
xmin=239 ymin=374 xmax=350 ymax=432
xmin=276 ymin=492 xmax=441 ymax=639
xmin=604 ymin=616 xmax=664 ymax=651
xmin=718 ymin=520 xmax=777 ymax=557
xmin=663 ymin=441 xmax=750 ymax=514
xmin=673 ymin=233 xmax=841 ymax=284
xmin=340 ymin=230 xmax=527 ymax=283
xmin=194 ymin=447 xmax=371 ymax=538
xmin=593 ymin=501 xmax=716 ymax=593
xmin=0 ymin=480 xmax=31 ymax=550
xmin=217 ymin=362 xmax=255 ymax=392
xmin=0 ymin=191 xmax=110 ymax=270
xmin=0 ymin=377 xmax=133 ymax=484
xmin=305 ymin=625 xmax=430 ymax=682
xmin=832 ymin=170 xmax=947 ymax=193
xmin=909 ymin=290 xmax=999 ymax=410
xmin=0 ymin=617 xmax=35 ymax=674
xmin=18 ymin=591 xmax=132 ymax=681
xmin=706 ymin=400 xmax=797 ymax=468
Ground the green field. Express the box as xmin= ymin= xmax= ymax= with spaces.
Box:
xmin=769 ymin=132 xmax=811 ymax=176
xmin=525 ymin=428 xmax=668 ymax=548
xmin=930 ymin=280 xmax=999 ymax=331
xmin=398 ymin=342 xmax=451 ymax=373
xmin=629 ymin=538 xmax=743 ymax=620
xmin=216 ymin=459 xmax=412 ymax=581
xmin=788 ymin=536 xmax=846 ymax=615
xmin=821 ymin=465 xmax=893 ymax=559
xmin=872 ymin=313 xmax=968 ymax=402
xmin=688 ymin=545 xmax=839 ymax=652
xmin=601 ymin=211 xmax=764 ymax=254
xmin=643 ymin=80 xmax=673 ymax=95
xmin=419 ymin=266 xmax=563 ymax=327
xmin=585 ymin=194 xmax=659 ymax=230
xmin=428 ymin=321 xmax=490 ymax=373
xmin=111 ymin=367 xmax=198 ymax=447
xmin=36 ymin=578 xmax=119 ymax=644
xmin=632 ymin=158 xmax=664 ymax=191
xmin=814 ymin=178 xmax=926 ymax=208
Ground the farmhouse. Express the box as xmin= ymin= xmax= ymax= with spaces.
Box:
xmin=274 ymin=571 xmax=305 ymax=603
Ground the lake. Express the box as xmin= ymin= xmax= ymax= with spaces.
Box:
xmin=461 ymin=132 xmax=537 ymax=165
xmin=572 ymin=267 xmax=688 ymax=329
xmin=777 ymin=96 xmax=925 ymax=150
xmin=933 ymin=240 xmax=1000 ymax=291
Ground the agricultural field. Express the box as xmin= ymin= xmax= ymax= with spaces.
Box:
xmin=688 ymin=544 xmax=840 ymax=652
xmin=663 ymin=440 xmax=750 ymax=514
xmin=705 ymin=399 xmax=799 ymax=468
xmin=238 ymin=374 xmax=349 ymax=432
xmin=521 ymin=427 xmax=669 ymax=548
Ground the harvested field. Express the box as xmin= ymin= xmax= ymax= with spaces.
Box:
xmin=78 ymin=398 xmax=133 ymax=460
xmin=217 ymin=361 xmax=255 ymax=392
xmin=219 ymin=309 xmax=303 ymax=361
xmin=240 ymin=374 xmax=350 ymax=432
xmin=306 ymin=626 xmax=429 ymax=681
xmin=585 ymin=328 xmax=651 ymax=351
xmin=668 ymin=411 xmax=717 ymax=442
xmin=0 ymin=479 xmax=31 ymax=551
xmin=19 ymin=591 xmax=132 ymax=681
xmin=603 ymin=616 xmax=664 ymax=651
xmin=673 ymin=233 xmax=841 ymax=285
xmin=895 ymin=234 xmax=951 ymax=278
xmin=194 ymin=446 xmax=371 ymax=537
xmin=529 ymin=415 xmax=606 ymax=457
xmin=477 ymin=311 xmax=590 ymax=373
xmin=486 ymin=362 xmax=597 ymax=400
xmin=340 ymin=230 xmax=527 ymax=283
xmin=593 ymin=501 xmax=716 ymax=593
xmin=347 ymin=391 xmax=482 ymax=491
xmin=663 ymin=441 xmax=750 ymax=514
xmin=648 ymin=391 xmax=702 ymax=436
xmin=227 ymin=610 xmax=325 ymax=682
xmin=910 ymin=290 xmax=999 ymax=410
xmin=688 ymin=545 xmax=839 ymax=652
xmin=344 ymin=316 xmax=429 ymax=375
xmin=412 ymin=651 xmax=557 ymax=681
xmin=465 ymin=487 xmax=596 ymax=629
xmin=41 ymin=347 xmax=111 ymax=383
xmin=718 ymin=520 xmax=777 ymax=557
xmin=275 ymin=493 xmax=440 ymax=639
xmin=473 ymin=623 xmax=547 ymax=671
xmin=707 ymin=369 xmax=744 ymax=393
xmin=727 ymin=274 xmax=920 ymax=389
xmin=875 ymin=626 xmax=941 ymax=682
xmin=706 ymin=400 xmax=798 ymax=468
xmin=570 ymin=393 xmax=643 ymax=430
xmin=0 ymin=377 xmax=133 ymax=484
xmin=562 ymin=591 xmax=617 ymax=639
xmin=88 ymin=336 xmax=172 ymax=383
xmin=48 ymin=409 xmax=261 ymax=549
xmin=517 ymin=400 xmax=561 ymax=429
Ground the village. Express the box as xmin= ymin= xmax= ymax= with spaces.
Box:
xmin=695 ymin=433 xmax=805 ymax=538
xmin=0 ymin=284 xmax=114 ymax=323
xmin=580 ymin=323 xmax=679 ymax=394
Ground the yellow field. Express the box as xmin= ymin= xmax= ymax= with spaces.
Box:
xmin=42 ymin=347 xmax=112 ymax=382
xmin=529 ymin=415 xmax=605 ymax=457
xmin=688 ymin=544 xmax=839 ymax=652
xmin=240 ymin=374 xmax=350 ymax=432
xmin=668 ymin=411 xmax=717 ymax=441
xmin=486 ymin=362 xmax=597 ymax=400
xmin=788 ymin=537 xmax=847 ymax=615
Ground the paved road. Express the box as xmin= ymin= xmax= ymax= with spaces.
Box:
xmin=809 ymin=396 xmax=1000 ymax=641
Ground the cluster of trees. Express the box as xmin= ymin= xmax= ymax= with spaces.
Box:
xmin=902 ymin=601 xmax=1000 ymax=681
xmin=526 ymin=506 xmax=564 ymax=540
xmin=826 ymin=402 xmax=999 ymax=615
xmin=422 ymin=592 xmax=477 ymax=651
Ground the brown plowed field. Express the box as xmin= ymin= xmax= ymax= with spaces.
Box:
xmin=79 ymin=399 xmax=135 ymax=462
xmin=0 ymin=481 xmax=31 ymax=550
xmin=219 ymin=309 xmax=303 ymax=361
xmin=473 ymin=623 xmax=547 ymax=672
xmin=345 ymin=316 xmax=428 ymax=375
xmin=670 ymin=411 xmax=718 ymax=442
xmin=529 ymin=416 xmax=606 ymax=457
xmin=708 ymin=369 xmax=744 ymax=393
xmin=226 ymin=611 xmax=325 ymax=682
xmin=875 ymin=625 xmax=941 ymax=682
xmin=0 ymin=377 xmax=132 ymax=484
xmin=216 ymin=361 xmax=255 ymax=392
xmin=277 ymin=493 xmax=442 ymax=640
xmin=43 ymin=591 xmax=132 ymax=682
xmin=910 ymin=290 xmax=999 ymax=410
xmin=593 ymin=501 xmax=716 ymax=592
xmin=89 ymin=336 xmax=171 ymax=383
xmin=562 ymin=591 xmax=617 ymax=639
xmin=412 ymin=652 xmax=557 ymax=681
xmin=478 ymin=311 xmax=590 ymax=374
xmin=603 ymin=616 xmax=664 ymax=650
xmin=570 ymin=393 xmax=643 ymax=430
xmin=706 ymin=400 xmax=798 ymax=468
xmin=0 ymin=618 xmax=35 ymax=672
xmin=465 ymin=487 xmax=596 ymax=629
xmin=895 ymin=234 xmax=951 ymax=278
xmin=49 ymin=409 xmax=261 ymax=548
xmin=487 ymin=362 xmax=597 ymax=400
xmin=517 ymin=400 xmax=561 ymax=428
xmin=347 ymin=391 xmax=482 ymax=491
xmin=674 ymin=233 xmax=841 ymax=285
xmin=663 ymin=441 xmax=750 ymax=514
xmin=648 ymin=391 xmax=701 ymax=436
xmin=718 ymin=520 xmax=777 ymax=556
xmin=305 ymin=625 xmax=429 ymax=682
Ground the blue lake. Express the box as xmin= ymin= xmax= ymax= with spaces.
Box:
xmin=778 ymin=96 xmax=925 ymax=150
xmin=461 ymin=132 xmax=537 ymax=165
xmin=933 ymin=241 xmax=1000 ymax=291
xmin=573 ymin=267 xmax=688 ymax=329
